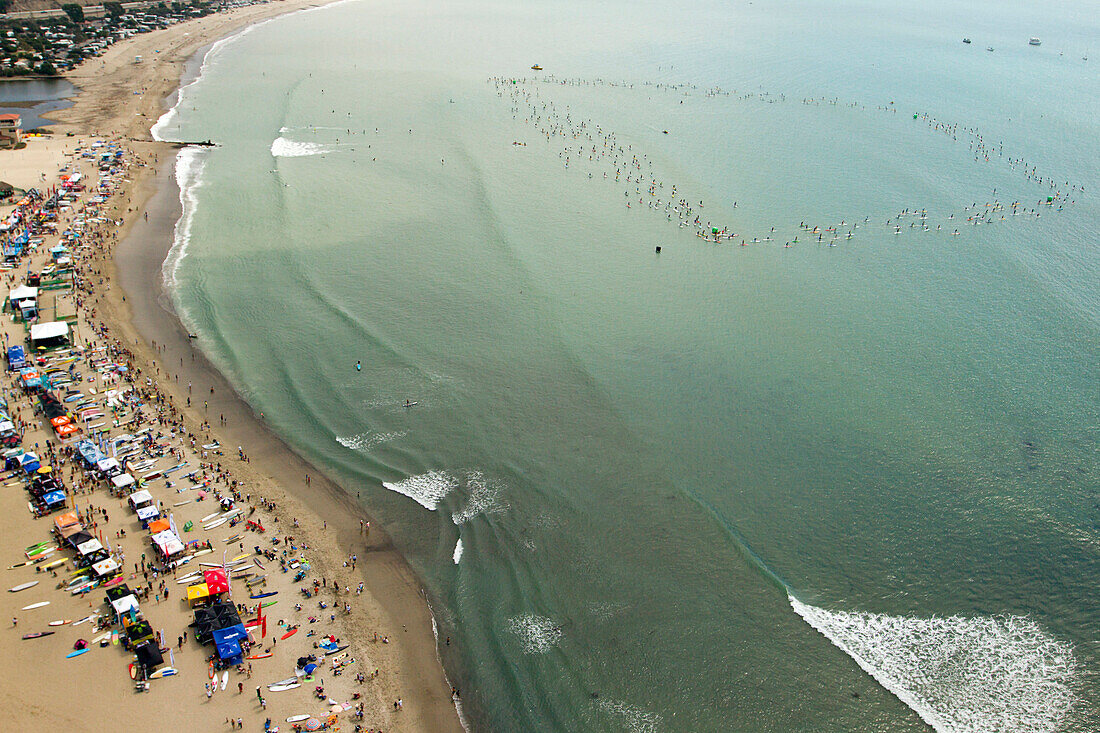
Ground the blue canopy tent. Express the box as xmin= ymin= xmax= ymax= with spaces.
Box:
xmin=19 ymin=452 xmax=40 ymax=473
xmin=41 ymin=489 xmax=66 ymax=506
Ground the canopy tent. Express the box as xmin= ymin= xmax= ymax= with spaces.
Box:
xmin=19 ymin=452 xmax=40 ymax=473
xmin=112 ymin=473 xmax=135 ymax=490
xmin=126 ymin=488 xmax=152 ymax=508
xmin=29 ymin=321 xmax=69 ymax=345
xmin=186 ymin=583 xmax=210 ymax=608
xmin=91 ymin=558 xmax=120 ymax=577
xmin=0 ymin=420 xmax=15 ymax=432
xmin=135 ymin=505 xmax=159 ymax=521
xmin=55 ymin=424 xmax=80 ymax=440
xmin=203 ymin=568 xmax=230 ymax=595
xmin=214 ymin=637 xmax=242 ymax=662
xmin=66 ymin=530 xmax=94 ymax=549
xmin=54 ymin=511 xmax=80 ymax=533
xmin=8 ymin=285 xmax=38 ymax=305
xmin=150 ymin=529 xmax=184 ymax=557
xmin=96 ymin=457 xmax=120 ymax=474
xmin=76 ymin=538 xmax=104 ymax=556
xmin=134 ymin=641 xmax=163 ymax=671
xmin=40 ymin=489 xmax=65 ymax=506
xmin=49 ymin=416 xmax=70 ymax=428
xmin=147 ymin=518 xmax=170 ymax=534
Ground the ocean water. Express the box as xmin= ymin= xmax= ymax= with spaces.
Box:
xmin=151 ymin=0 xmax=1100 ymax=730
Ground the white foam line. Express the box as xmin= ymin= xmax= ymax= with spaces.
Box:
xmin=381 ymin=470 xmax=458 ymax=511
xmin=789 ymin=594 xmax=1078 ymax=733
xmin=505 ymin=613 xmax=562 ymax=655
xmin=452 ymin=537 xmax=463 ymax=565
xmin=162 ymin=146 xmax=207 ymax=293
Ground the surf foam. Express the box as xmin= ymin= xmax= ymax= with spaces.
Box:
xmin=505 ymin=614 xmax=562 ymax=655
xmin=162 ymin=146 xmax=208 ymax=292
xmin=381 ymin=471 xmax=459 ymax=511
xmin=789 ymin=595 xmax=1078 ymax=733
xmin=270 ymin=137 xmax=331 ymax=157
xmin=596 ymin=698 xmax=663 ymax=733
xmin=452 ymin=537 xmax=463 ymax=565
xmin=451 ymin=471 xmax=506 ymax=524
xmin=336 ymin=431 xmax=406 ymax=452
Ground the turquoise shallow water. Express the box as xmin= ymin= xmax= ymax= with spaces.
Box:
xmin=153 ymin=0 xmax=1099 ymax=730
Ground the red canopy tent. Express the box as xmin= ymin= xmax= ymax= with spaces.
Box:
xmin=203 ymin=568 xmax=230 ymax=595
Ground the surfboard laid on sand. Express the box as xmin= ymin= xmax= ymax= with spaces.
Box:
xmin=66 ymin=649 xmax=89 ymax=658
xmin=246 ymin=652 xmax=272 ymax=660
xmin=148 ymin=667 xmax=177 ymax=679
xmin=280 ymin=628 xmax=298 ymax=640
xmin=287 ymin=716 xmax=310 ymax=723
xmin=267 ymin=682 xmax=300 ymax=692
xmin=21 ymin=631 xmax=54 ymax=640
xmin=21 ymin=601 xmax=49 ymax=610
xmin=250 ymin=591 xmax=277 ymax=599
xmin=9 ymin=581 xmax=39 ymax=592
xmin=221 ymin=670 xmax=229 ymax=691
xmin=48 ymin=620 xmax=71 ymax=626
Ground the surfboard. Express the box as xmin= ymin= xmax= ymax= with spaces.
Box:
xmin=231 ymin=553 xmax=249 ymax=563
xmin=267 ymin=682 xmax=300 ymax=692
xmin=21 ymin=631 xmax=54 ymax=639
xmin=111 ymin=630 xmax=119 ymax=645
xmin=66 ymin=649 xmax=89 ymax=658
xmin=246 ymin=652 xmax=272 ymax=660
xmin=73 ymin=614 xmax=96 ymax=626
xmin=261 ymin=600 xmax=278 ymax=608
xmin=9 ymin=581 xmax=39 ymax=592
xmin=48 ymin=619 xmax=71 ymax=626
xmin=42 ymin=559 xmax=65 ymax=570
xmin=21 ymin=601 xmax=49 ymax=610
xmin=250 ymin=591 xmax=277 ymax=599
xmin=148 ymin=667 xmax=177 ymax=679
xmin=221 ymin=670 xmax=229 ymax=691
xmin=204 ymin=517 xmax=229 ymax=530
xmin=128 ymin=663 xmax=136 ymax=680
xmin=92 ymin=632 xmax=111 ymax=644
xmin=193 ymin=548 xmax=212 ymax=557
xmin=279 ymin=628 xmax=298 ymax=640
xmin=223 ymin=534 xmax=242 ymax=543
xmin=201 ymin=512 xmax=220 ymax=523
xmin=173 ymin=501 xmax=190 ymax=507
xmin=286 ymin=716 xmax=310 ymax=723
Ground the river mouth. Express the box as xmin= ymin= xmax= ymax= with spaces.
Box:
xmin=0 ymin=78 xmax=77 ymax=128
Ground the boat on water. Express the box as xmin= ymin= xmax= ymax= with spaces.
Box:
xmin=962 ymin=38 xmax=971 ymax=44
xmin=1029 ymin=37 xmax=1041 ymax=46
xmin=531 ymin=64 xmax=543 ymax=70
xmin=987 ymin=46 xmax=994 ymax=52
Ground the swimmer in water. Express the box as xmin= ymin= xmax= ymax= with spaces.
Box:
xmin=356 ymin=361 xmax=361 ymax=371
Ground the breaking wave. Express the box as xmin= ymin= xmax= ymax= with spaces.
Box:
xmin=381 ymin=470 xmax=459 ymax=511
xmin=271 ymin=136 xmax=332 ymax=157
xmin=452 ymin=537 xmax=463 ymax=565
xmin=162 ymin=146 xmax=207 ymax=292
xmin=505 ymin=613 xmax=562 ymax=655
xmin=335 ymin=431 xmax=406 ymax=452
xmin=789 ymin=595 xmax=1078 ymax=733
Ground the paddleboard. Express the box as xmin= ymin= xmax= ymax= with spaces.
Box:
xmin=246 ymin=652 xmax=272 ymax=660
xmin=48 ymin=620 xmax=70 ymax=626
xmin=224 ymin=534 xmax=242 ymax=543
xmin=254 ymin=559 xmax=266 ymax=570
xmin=261 ymin=601 xmax=278 ymax=608
xmin=173 ymin=501 xmax=190 ymax=507
xmin=148 ymin=667 xmax=177 ymax=679
xmin=66 ymin=649 xmax=89 ymax=658
xmin=111 ymin=630 xmax=119 ymax=645
xmin=250 ymin=591 xmax=277 ymax=599
xmin=92 ymin=632 xmax=111 ymax=644
xmin=221 ymin=670 xmax=229 ymax=691
xmin=201 ymin=512 xmax=220 ymax=523
xmin=286 ymin=716 xmax=310 ymax=723
xmin=231 ymin=553 xmax=249 ymax=563
xmin=129 ymin=663 xmax=136 ymax=680
xmin=73 ymin=614 xmax=97 ymax=626
xmin=280 ymin=628 xmax=298 ymax=640
xmin=9 ymin=581 xmax=38 ymax=592
xmin=42 ymin=559 xmax=65 ymax=570
xmin=21 ymin=601 xmax=49 ymax=610
xmin=204 ymin=517 xmax=229 ymax=530
xmin=22 ymin=631 xmax=54 ymax=639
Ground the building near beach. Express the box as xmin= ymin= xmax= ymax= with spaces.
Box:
xmin=0 ymin=114 xmax=21 ymax=149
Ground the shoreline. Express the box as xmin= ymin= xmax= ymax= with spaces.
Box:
xmin=12 ymin=1 xmax=465 ymax=730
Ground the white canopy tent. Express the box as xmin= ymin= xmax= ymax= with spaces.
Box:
xmin=29 ymin=321 xmax=69 ymax=342
xmin=76 ymin=538 xmax=104 ymax=556
xmin=136 ymin=505 xmax=159 ymax=521
xmin=126 ymin=488 xmax=152 ymax=507
xmin=112 ymin=473 xmax=136 ymax=490
xmin=8 ymin=285 xmax=38 ymax=305
xmin=109 ymin=594 xmax=139 ymax=615
xmin=91 ymin=558 xmax=119 ymax=576
xmin=150 ymin=529 xmax=184 ymax=557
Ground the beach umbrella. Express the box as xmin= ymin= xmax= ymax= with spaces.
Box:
xmin=304 ymin=719 xmax=322 ymax=731
xmin=303 ymin=662 xmax=317 ymax=675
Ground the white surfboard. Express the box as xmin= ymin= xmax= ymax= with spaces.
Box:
xmin=9 ymin=581 xmax=39 ymax=592
xmin=221 ymin=670 xmax=229 ymax=691
xmin=267 ymin=682 xmax=300 ymax=692
xmin=21 ymin=601 xmax=49 ymax=610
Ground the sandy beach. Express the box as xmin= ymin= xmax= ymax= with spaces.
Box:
xmin=0 ymin=3 xmax=464 ymax=732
